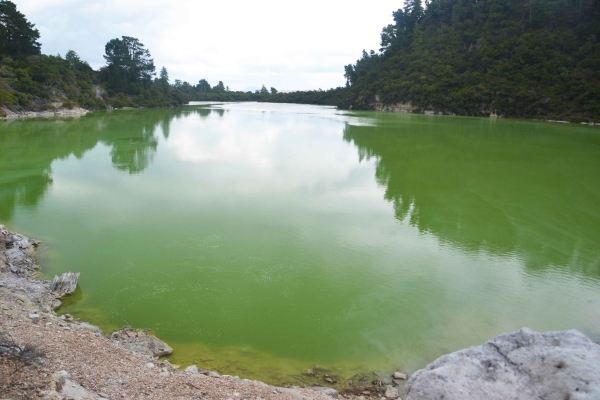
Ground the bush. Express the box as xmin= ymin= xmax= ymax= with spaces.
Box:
xmin=62 ymin=99 xmax=76 ymax=109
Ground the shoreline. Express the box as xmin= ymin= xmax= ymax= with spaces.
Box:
xmin=1 ymin=106 xmax=91 ymax=120
xmin=0 ymin=225 xmax=400 ymax=399
xmin=1 ymin=103 xmax=598 ymax=126
xmin=3 ymin=227 xmax=599 ymax=399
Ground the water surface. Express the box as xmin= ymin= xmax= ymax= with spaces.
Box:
xmin=1 ymin=103 xmax=599 ymax=384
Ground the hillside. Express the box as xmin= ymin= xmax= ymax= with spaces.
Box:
xmin=340 ymin=0 xmax=600 ymax=122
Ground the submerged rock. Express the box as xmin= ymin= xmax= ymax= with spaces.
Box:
xmin=392 ymin=371 xmax=407 ymax=380
xmin=405 ymin=328 xmax=600 ymax=400
xmin=109 ymin=328 xmax=173 ymax=357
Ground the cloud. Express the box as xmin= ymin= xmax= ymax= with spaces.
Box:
xmin=17 ymin=0 xmax=401 ymax=90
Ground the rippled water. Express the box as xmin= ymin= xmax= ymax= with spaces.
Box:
xmin=1 ymin=103 xmax=599 ymax=384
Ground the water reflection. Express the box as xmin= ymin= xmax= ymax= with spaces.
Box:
xmin=2 ymin=105 xmax=600 ymax=383
xmin=0 ymin=107 xmax=213 ymax=220
xmin=343 ymin=118 xmax=600 ymax=278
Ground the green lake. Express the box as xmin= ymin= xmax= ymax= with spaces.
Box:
xmin=1 ymin=103 xmax=599 ymax=385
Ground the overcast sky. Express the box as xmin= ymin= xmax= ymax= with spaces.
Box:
xmin=17 ymin=0 xmax=401 ymax=91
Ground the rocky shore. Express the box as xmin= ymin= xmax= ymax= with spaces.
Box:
xmin=0 ymin=226 xmax=338 ymax=400
xmin=2 ymin=224 xmax=599 ymax=400
xmin=1 ymin=107 xmax=90 ymax=120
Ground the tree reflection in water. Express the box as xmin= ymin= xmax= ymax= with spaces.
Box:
xmin=343 ymin=117 xmax=600 ymax=278
xmin=0 ymin=107 xmax=213 ymax=220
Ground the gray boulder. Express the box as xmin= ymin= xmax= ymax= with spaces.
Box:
xmin=405 ymin=328 xmax=600 ymax=400
xmin=75 ymin=322 xmax=103 ymax=334
xmin=185 ymin=365 xmax=199 ymax=373
xmin=50 ymin=272 xmax=80 ymax=296
xmin=109 ymin=328 xmax=173 ymax=357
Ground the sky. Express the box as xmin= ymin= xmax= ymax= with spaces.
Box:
xmin=17 ymin=0 xmax=401 ymax=91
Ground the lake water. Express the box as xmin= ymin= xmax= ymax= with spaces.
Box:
xmin=1 ymin=103 xmax=599 ymax=385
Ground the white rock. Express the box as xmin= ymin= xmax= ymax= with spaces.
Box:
xmin=50 ymin=272 xmax=80 ymax=296
xmin=405 ymin=328 xmax=600 ymax=400
xmin=184 ymin=365 xmax=199 ymax=373
xmin=384 ymin=385 xmax=399 ymax=399
xmin=61 ymin=379 xmax=103 ymax=399
xmin=146 ymin=362 xmax=155 ymax=368
xmin=392 ymin=371 xmax=407 ymax=380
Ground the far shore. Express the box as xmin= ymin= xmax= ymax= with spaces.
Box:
xmin=1 ymin=103 xmax=599 ymax=126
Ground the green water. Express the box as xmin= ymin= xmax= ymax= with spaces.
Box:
xmin=1 ymin=103 xmax=600 ymax=385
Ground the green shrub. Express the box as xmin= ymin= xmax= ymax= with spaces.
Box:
xmin=62 ymin=99 xmax=76 ymax=109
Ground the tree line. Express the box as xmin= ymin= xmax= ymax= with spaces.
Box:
xmin=0 ymin=0 xmax=300 ymax=111
xmin=0 ymin=0 xmax=598 ymax=121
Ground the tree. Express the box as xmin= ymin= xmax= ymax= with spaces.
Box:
xmin=344 ymin=64 xmax=356 ymax=86
xmin=155 ymin=66 xmax=170 ymax=93
xmin=65 ymin=50 xmax=91 ymax=71
xmin=403 ymin=0 xmax=424 ymax=32
xmin=159 ymin=66 xmax=169 ymax=83
xmin=196 ymin=79 xmax=211 ymax=92
xmin=260 ymin=85 xmax=269 ymax=94
xmin=104 ymin=36 xmax=155 ymax=90
xmin=0 ymin=0 xmax=40 ymax=57
xmin=270 ymin=87 xmax=278 ymax=94
xmin=213 ymin=81 xmax=225 ymax=92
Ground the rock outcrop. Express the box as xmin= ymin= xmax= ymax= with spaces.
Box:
xmin=109 ymin=328 xmax=174 ymax=357
xmin=405 ymin=328 xmax=600 ymax=400
xmin=0 ymin=224 xmax=41 ymax=276
xmin=1 ymin=106 xmax=90 ymax=120
xmin=50 ymin=272 xmax=80 ymax=297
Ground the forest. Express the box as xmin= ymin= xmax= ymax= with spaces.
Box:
xmin=0 ymin=0 xmax=598 ymax=121
xmin=340 ymin=0 xmax=600 ymax=121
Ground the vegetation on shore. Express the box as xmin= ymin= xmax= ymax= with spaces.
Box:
xmin=340 ymin=0 xmax=600 ymax=122
xmin=0 ymin=0 xmax=598 ymax=121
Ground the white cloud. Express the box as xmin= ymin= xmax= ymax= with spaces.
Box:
xmin=17 ymin=0 xmax=401 ymax=90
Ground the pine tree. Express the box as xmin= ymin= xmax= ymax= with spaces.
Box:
xmin=0 ymin=0 xmax=41 ymax=57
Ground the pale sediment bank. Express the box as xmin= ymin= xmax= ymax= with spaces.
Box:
xmin=1 ymin=106 xmax=91 ymax=120
xmin=2 ymin=225 xmax=599 ymax=400
xmin=369 ymin=101 xmax=600 ymax=125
